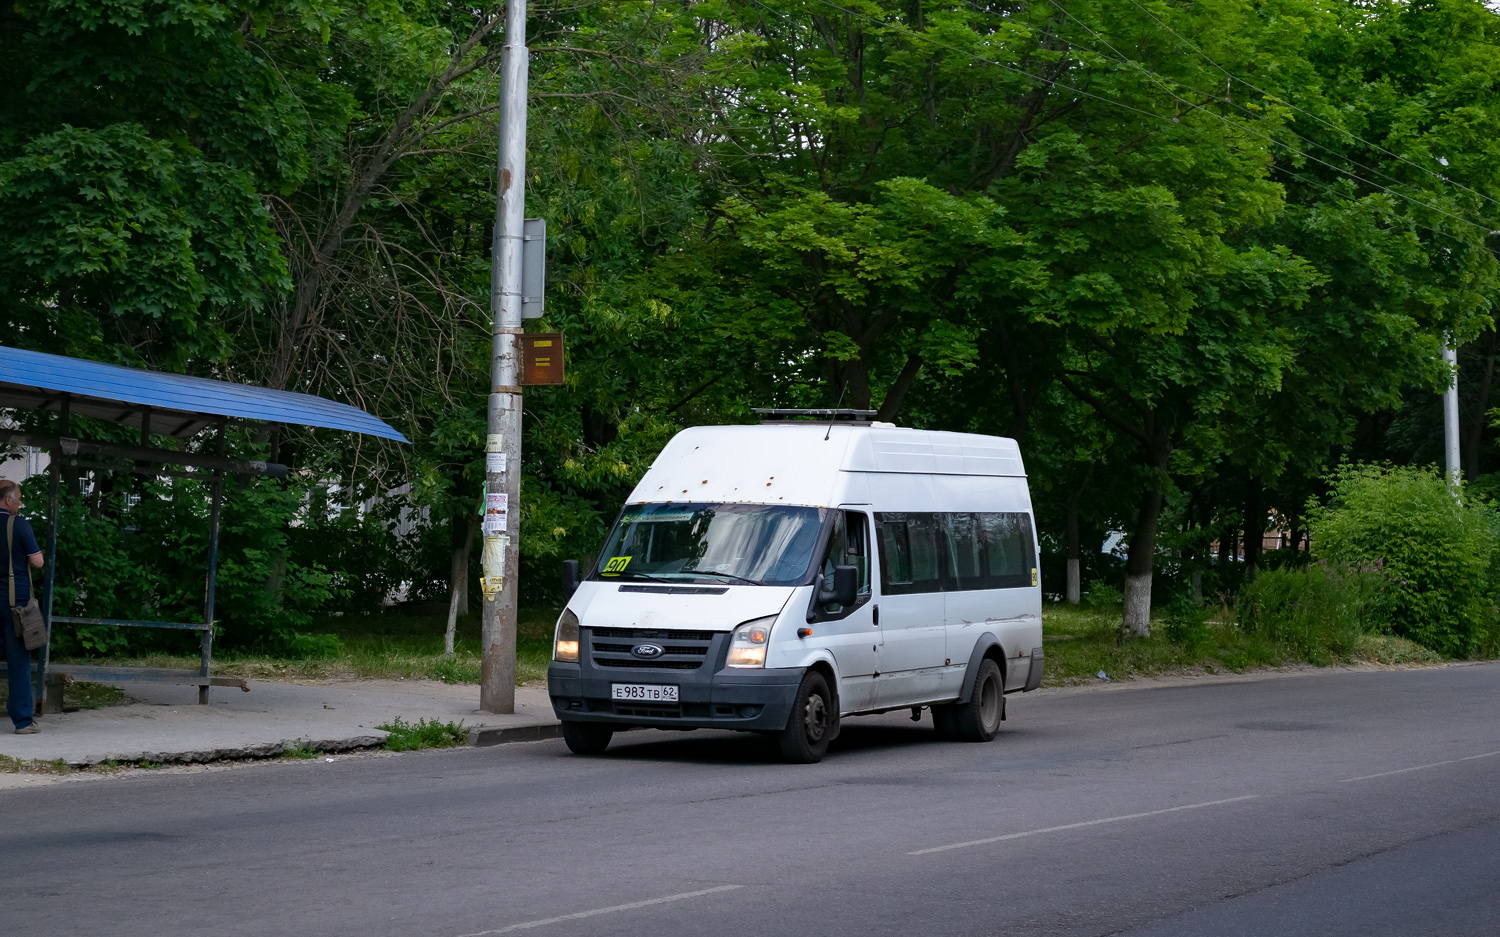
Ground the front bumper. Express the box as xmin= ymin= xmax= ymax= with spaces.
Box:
xmin=548 ymin=628 xmax=802 ymax=731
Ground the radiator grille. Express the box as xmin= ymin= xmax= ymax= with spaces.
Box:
xmin=588 ymin=627 xmax=715 ymax=672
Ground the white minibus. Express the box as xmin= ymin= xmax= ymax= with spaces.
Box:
xmin=547 ymin=411 xmax=1044 ymax=763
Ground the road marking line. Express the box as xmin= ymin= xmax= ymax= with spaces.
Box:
xmin=457 ymin=885 xmax=745 ymax=936
xmin=906 ymin=795 xmax=1259 ymax=856
xmin=1339 ymin=749 xmax=1500 ymax=783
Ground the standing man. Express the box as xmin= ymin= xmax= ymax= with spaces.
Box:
xmin=0 ymin=480 xmax=44 ymax=734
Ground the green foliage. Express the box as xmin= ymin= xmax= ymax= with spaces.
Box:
xmin=5 ymin=0 xmax=1500 ymax=664
xmin=30 ymin=470 xmax=333 ymax=655
xmin=1309 ymin=465 xmax=1498 ymax=658
xmin=1163 ymin=596 xmax=1212 ymax=654
xmin=376 ymin=716 xmax=468 ymax=752
xmin=1239 ymin=565 xmax=1389 ymax=665
xmin=1082 ymin=581 xmax=1122 ymax=608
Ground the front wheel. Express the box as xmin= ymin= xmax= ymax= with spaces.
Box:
xmin=778 ymin=671 xmax=834 ymax=763
xmin=562 ymin=721 xmax=614 ymax=754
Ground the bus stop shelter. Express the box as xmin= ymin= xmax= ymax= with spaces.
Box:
xmin=0 ymin=346 xmax=407 ymax=709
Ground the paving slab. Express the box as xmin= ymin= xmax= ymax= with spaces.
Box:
xmin=0 ymin=678 xmax=558 ymax=766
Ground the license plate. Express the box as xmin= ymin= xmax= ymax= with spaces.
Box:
xmin=611 ymin=683 xmax=679 ymax=703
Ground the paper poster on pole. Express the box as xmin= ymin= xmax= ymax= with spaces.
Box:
xmin=485 ymin=433 xmax=504 ymax=453
xmin=482 ymin=492 xmax=508 ymax=536
xmin=482 ymin=535 xmax=507 ymax=579
xmin=486 ymin=452 xmax=507 ymax=474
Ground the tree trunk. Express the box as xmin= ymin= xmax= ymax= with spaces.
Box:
xmin=444 ymin=512 xmax=479 ymax=655
xmin=1465 ymin=328 xmax=1497 ymax=482
xmin=875 ymin=354 xmax=923 ymax=423
xmin=1243 ymin=477 xmax=1264 ymax=583
xmin=1122 ymin=485 xmax=1165 ymax=637
xmin=1064 ymin=469 xmax=1091 ymax=605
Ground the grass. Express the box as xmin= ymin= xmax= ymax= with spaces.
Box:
xmin=51 ymin=606 xmax=562 ymax=687
xmin=281 ymin=739 xmax=321 ymax=760
xmin=48 ymin=600 xmax=1456 ymax=693
xmin=1042 ymin=601 xmax=1444 ymax=686
xmin=376 ymin=716 xmax=469 ymax=751
xmin=66 ymin=681 xmax=127 ymax=710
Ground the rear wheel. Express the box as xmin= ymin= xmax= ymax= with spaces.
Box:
xmin=955 ymin=659 xmax=1004 ymax=742
xmin=778 ymin=671 xmax=834 ymax=763
xmin=562 ymin=721 xmax=614 ymax=754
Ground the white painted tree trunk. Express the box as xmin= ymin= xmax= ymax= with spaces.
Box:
xmin=1066 ymin=558 xmax=1081 ymax=604
xmin=1122 ymin=570 xmax=1152 ymax=636
xmin=444 ymin=585 xmax=462 ymax=655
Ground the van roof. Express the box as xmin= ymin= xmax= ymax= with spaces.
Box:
xmin=629 ymin=424 xmax=1025 ymax=507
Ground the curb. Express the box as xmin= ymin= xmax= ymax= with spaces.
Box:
xmin=468 ymin=723 xmax=563 ymax=747
xmin=43 ymin=735 xmax=389 ymax=768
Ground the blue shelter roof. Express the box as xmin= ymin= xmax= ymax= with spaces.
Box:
xmin=0 ymin=346 xmax=408 ymax=442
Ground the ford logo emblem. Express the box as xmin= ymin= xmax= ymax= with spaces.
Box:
xmin=632 ymin=643 xmax=665 ymax=659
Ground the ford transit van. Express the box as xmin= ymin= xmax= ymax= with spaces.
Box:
xmin=546 ymin=412 xmax=1043 ymax=763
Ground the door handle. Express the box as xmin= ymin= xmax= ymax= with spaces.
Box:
xmin=872 ymin=604 xmax=879 ymax=625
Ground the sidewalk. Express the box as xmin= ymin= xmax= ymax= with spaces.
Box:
xmin=0 ymin=678 xmax=560 ymax=766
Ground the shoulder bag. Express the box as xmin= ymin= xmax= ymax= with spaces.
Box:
xmin=7 ymin=514 xmax=47 ymax=650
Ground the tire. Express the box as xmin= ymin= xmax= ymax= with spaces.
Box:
xmin=777 ymin=671 xmax=834 ymax=764
xmin=955 ymin=658 xmax=1005 ymax=742
xmin=562 ymin=721 xmax=614 ymax=754
xmin=931 ymin=703 xmax=961 ymax=740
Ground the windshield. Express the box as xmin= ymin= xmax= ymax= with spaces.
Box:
xmin=592 ymin=503 xmax=826 ymax=586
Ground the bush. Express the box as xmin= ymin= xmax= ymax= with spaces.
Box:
xmin=1239 ymin=564 xmax=1387 ymax=664
xmin=1163 ymin=594 xmax=1212 ymax=652
xmin=1082 ymin=581 xmax=1122 ymax=608
xmin=1308 ymin=465 xmax=1498 ymax=658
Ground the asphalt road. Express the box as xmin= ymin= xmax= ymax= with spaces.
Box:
xmin=4 ymin=664 xmax=1499 ymax=937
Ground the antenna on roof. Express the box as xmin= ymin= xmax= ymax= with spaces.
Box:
xmin=825 ymin=381 xmax=848 ymax=441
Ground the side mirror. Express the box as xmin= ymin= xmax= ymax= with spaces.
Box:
xmin=823 ymin=565 xmax=857 ymax=608
xmin=562 ymin=559 xmax=581 ymax=597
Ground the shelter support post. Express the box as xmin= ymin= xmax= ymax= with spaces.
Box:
xmin=35 ymin=397 xmax=67 ymax=713
xmin=200 ymin=426 xmax=226 ymax=704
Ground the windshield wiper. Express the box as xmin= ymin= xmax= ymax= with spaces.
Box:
xmin=690 ymin=571 xmax=764 ymax=586
xmin=602 ymin=571 xmax=681 ymax=584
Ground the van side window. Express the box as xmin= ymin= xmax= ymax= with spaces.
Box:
xmin=876 ymin=513 xmax=945 ymax=595
xmin=946 ymin=513 xmax=985 ymax=590
xmin=877 ymin=515 xmax=913 ymax=588
xmin=979 ymin=512 xmax=1035 ymax=589
xmin=878 ymin=512 xmax=1035 ymax=594
xmin=819 ymin=511 xmax=872 ymax=612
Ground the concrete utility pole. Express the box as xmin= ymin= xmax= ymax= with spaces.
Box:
xmin=481 ymin=0 xmax=528 ymax=713
xmin=1443 ymin=341 xmax=1461 ymax=494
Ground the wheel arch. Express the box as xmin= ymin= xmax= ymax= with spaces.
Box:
xmin=805 ymin=656 xmax=840 ymax=715
xmin=957 ymin=632 xmax=1005 ymax=704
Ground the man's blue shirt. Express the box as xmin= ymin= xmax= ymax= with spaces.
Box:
xmin=1 ymin=509 xmax=40 ymax=605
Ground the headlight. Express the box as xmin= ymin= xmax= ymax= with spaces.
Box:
xmin=726 ymin=615 xmax=776 ymax=668
xmin=554 ymin=608 xmax=580 ymax=662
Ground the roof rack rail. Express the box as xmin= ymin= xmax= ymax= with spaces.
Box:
xmin=752 ymin=408 xmax=879 ymax=423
